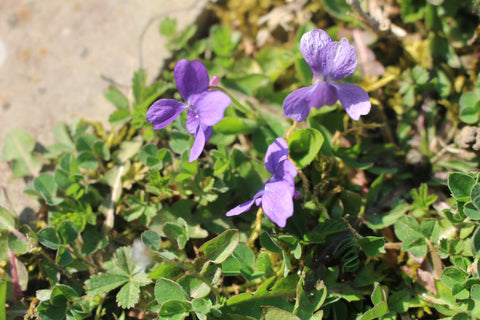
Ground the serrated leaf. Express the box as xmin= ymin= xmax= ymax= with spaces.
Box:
xmin=116 ymin=281 xmax=141 ymax=309
xmin=86 ymin=273 xmax=129 ymax=296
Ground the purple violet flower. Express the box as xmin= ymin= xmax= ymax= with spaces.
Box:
xmin=283 ymin=29 xmax=371 ymax=122
xmin=146 ymin=59 xmax=231 ymax=162
xmin=226 ymin=138 xmax=298 ymax=228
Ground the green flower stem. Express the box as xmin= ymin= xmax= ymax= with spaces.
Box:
xmin=247 ymin=207 xmax=264 ymax=248
xmin=284 ymin=120 xmax=298 ymax=141
xmin=209 ymin=85 xmax=256 ymax=118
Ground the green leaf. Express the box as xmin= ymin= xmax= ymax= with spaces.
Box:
xmin=169 ymin=130 xmax=191 ymax=154
xmin=459 ymin=92 xmax=480 ymax=124
xmin=420 ymin=219 xmax=440 ymax=243
xmin=104 ymin=85 xmax=129 ymax=110
xmin=211 ymin=145 xmax=230 ymax=175
xmin=116 ymin=281 xmax=141 ymax=309
xmin=177 ymin=274 xmax=211 ymax=299
xmin=288 ymin=128 xmax=324 ymax=168
xmin=163 ymin=219 xmax=189 ymax=250
xmin=33 ymin=173 xmax=63 ymax=206
xmin=215 ymin=117 xmax=258 ymax=135
xmin=358 ymin=237 xmax=386 ymax=257
xmin=132 ymin=69 xmax=147 ymax=105
xmin=223 ymin=74 xmax=270 ymax=96
xmin=56 ymin=246 xmax=73 ymax=266
xmin=394 ymin=216 xmax=428 ymax=257
xmin=159 ymin=17 xmax=177 ymax=36
xmin=142 ymin=230 xmax=161 ymax=250
xmin=2 ymin=127 xmax=35 ymax=161
xmin=294 ymin=281 xmax=327 ymax=319
xmin=262 ymin=306 xmax=301 ymax=320
xmin=441 ymin=267 xmax=468 ymax=288
xmin=394 ymin=216 xmax=424 ymax=242
xmin=86 ymin=273 xmax=129 ymax=296
xmin=154 ymin=278 xmax=189 ymax=305
xmin=471 ymin=284 xmax=480 ymax=301
xmin=0 ymin=206 xmax=15 ymax=231
xmin=222 ymin=244 xmax=256 ymax=277
xmin=93 ymin=141 xmax=110 ymax=161
xmin=472 ymin=226 xmax=480 ymax=256
xmin=192 ymin=298 xmax=212 ymax=314
xmin=7 ymin=230 xmax=30 ymax=254
xmin=452 ymin=313 xmax=471 ymax=320
xmin=224 ymin=275 xmax=298 ymax=318
xmin=57 ymin=220 xmax=79 ymax=245
xmin=448 ymin=172 xmax=475 ymax=202
xmin=38 ymin=227 xmax=60 ymax=250
xmin=159 ymin=300 xmax=191 ymax=317
xmin=2 ymin=128 xmax=43 ymax=177
xmin=199 ymin=229 xmax=240 ymax=264
xmin=471 ymin=184 xmax=480 ymax=212
xmin=37 ymin=299 xmax=67 ymax=320
xmin=259 ymin=232 xmax=283 ymax=254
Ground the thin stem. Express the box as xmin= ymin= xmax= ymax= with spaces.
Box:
xmin=285 ymin=121 xmax=298 ymax=141
xmin=209 ymin=85 xmax=256 ymax=117
xmin=247 ymin=207 xmax=264 ymax=248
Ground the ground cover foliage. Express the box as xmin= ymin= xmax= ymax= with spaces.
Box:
xmin=2 ymin=0 xmax=480 ymax=319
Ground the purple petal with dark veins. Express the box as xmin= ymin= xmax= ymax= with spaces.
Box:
xmin=282 ymin=85 xmax=316 ymax=122
xmin=322 ymin=38 xmax=357 ymax=81
xmin=146 ymin=99 xmax=187 ymax=130
xmin=332 ymin=82 xmax=371 ymax=120
xmin=186 ymin=108 xmax=200 ymax=134
xmin=174 ymin=59 xmax=210 ymax=102
xmin=300 ymin=29 xmax=332 ymax=80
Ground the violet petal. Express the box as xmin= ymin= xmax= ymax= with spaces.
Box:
xmin=174 ymin=59 xmax=210 ymax=102
xmin=322 ymin=38 xmax=357 ymax=81
xmin=265 ymin=138 xmax=289 ymax=175
xmin=146 ymin=99 xmax=187 ymax=130
xmin=225 ymin=199 xmax=256 ymax=216
xmin=300 ymin=29 xmax=332 ymax=80
xmin=282 ymin=85 xmax=316 ymax=122
xmin=310 ymin=82 xmax=338 ymax=108
xmin=333 ymin=82 xmax=371 ymax=120
xmin=194 ymin=91 xmax=231 ymax=126
xmin=274 ymin=160 xmax=298 ymax=182
xmin=186 ymin=108 xmax=200 ymax=134
xmin=262 ymin=180 xmax=294 ymax=228
xmin=189 ymin=125 xmax=212 ymax=162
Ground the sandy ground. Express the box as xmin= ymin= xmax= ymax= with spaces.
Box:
xmin=0 ymin=0 xmax=207 ymax=215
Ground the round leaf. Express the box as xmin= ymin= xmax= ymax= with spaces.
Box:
xmin=288 ymin=128 xmax=324 ymax=168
